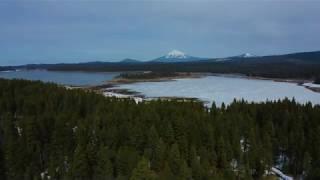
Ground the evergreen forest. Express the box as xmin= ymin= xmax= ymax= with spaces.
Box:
xmin=0 ymin=79 xmax=320 ymax=179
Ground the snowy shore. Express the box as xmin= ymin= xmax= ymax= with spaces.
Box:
xmin=103 ymin=91 xmax=143 ymax=104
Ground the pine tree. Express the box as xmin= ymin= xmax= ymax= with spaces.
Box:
xmin=151 ymin=138 xmax=166 ymax=171
xmin=94 ymin=146 xmax=114 ymax=179
xmin=216 ymin=137 xmax=228 ymax=169
xmin=191 ymin=155 xmax=202 ymax=180
xmin=168 ymin=143 xmax=181 ymax=175
xmin=164 ymin=123 xmax=174 ymax=144
xmin=71 ymin=144 xmax=90 ymax=179
xmin=179 ymin=160 xmax=192 ymax=180
xmin=3 ymin=116 xmax=25 ymax=179
xmin=116 ymin=146 xmax=139 ymax=178
xmin=130 ymin=157 xmax=156 ymax=180
xmin=0 ymin=143 xmax=6 ymax=180
xmin=159 ymin=162 xmax=174 ymax=180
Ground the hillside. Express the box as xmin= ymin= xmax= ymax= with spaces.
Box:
xmin=2 ymin=50 xmax=320 ymax=79
xmin=0 ymin=79 xmax=319 ymax=179
xmin=152 ymin=50 xmax=205 ymax=62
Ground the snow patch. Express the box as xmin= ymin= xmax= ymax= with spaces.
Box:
xmin=72 ymin=126 xmax=78 ymax=133
xmin=15 ymin=125 xmax=23 ymax=136
xmin=240 ymin=138 xmax=250 ymax=152
xmin=165 ymin=50 xmax=187 ymax=59
xmin=303 ymin=82 xmax=320 ymax=88
xmin=242 ymin=53 xmax=255 ymax=58
xmin=271 ymin=167 xmax=293 ymax=180
xmin=0 ymin=69 xmax=21 ymax=73
xmin=230 ymin=159 xmax=238 ymax=170
xmin=103 ymin=92 xmax=143 ymax=104
xmin=40 ymin=170 xmax=50 ymax=180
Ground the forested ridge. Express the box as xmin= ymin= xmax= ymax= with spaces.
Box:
xmin=117 ymin=72 xmax=180 ymax=80
xmin=46 ymin=61 xmax=320 ymax=79
xmin=0 ymin=79 xmax=320 ymax=179
xmin=2 ymin=51 xmax=320 ymax=80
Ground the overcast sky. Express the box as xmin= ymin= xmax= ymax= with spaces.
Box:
xmin=1 ymin=0 xmax=320 ymax=66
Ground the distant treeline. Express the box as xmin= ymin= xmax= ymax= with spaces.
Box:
xmin=2 ymin=51 xmax=320 ymax=80
xmin=44 ymin=51 xmax=320 ymax=79
xmin=44 ymin=61 xmax=320 ymax=79
xmin=0 ymin=79 xmax=320 ymax=179
xmin=0 ymin=67 xmax=15 ymax=72
xmin=117 ymin=72 xmax=179 ymax=79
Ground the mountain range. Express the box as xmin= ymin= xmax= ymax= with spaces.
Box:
xmin=1 ymin=50 xmax=320 ymax=80
xmin=1 ymin=50 xmax=319 ymax=67
xmin=112 ymin=50 xmax=259 ymax=63
xmin=152 ymin=50 xmax=206 ymax=62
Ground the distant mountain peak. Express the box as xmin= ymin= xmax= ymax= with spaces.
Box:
xmin=120 ymin=58 xmax=140 ymax=63
xmin=165 ymin=50 xmax=187 ymax=59
xmin=152 ymin=50 xmax=206 ymax=62
xmin=238 ymin=53 xmax=257 ymax=58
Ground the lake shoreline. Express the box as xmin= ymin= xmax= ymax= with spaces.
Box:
xmin=78 ymin=72 xmax=320 ymax=107
xmin=2 ymin=69 xmax=319 ymax=106
xmin=106 ymin=72 xmax=208 ymax=85
xmin=208 ymin=73 xmax=320 ymax=93
xmin=242 ymin=75 xmax=320 ymax=93
xmin=101 ymin=72 xmax=320 ymax=94
xmin=69 ymin=72 xmax=320 ymax=104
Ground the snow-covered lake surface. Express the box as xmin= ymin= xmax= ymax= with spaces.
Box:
xmin=115 ymin=76 xmax=320 ymax=106
xmin=1 ymin=70 xmax=320 ymax=106
xmin=0 ymin=70 xmax=120 ymax=86
xmin=303 ymin=82 xmax=320 ymax=88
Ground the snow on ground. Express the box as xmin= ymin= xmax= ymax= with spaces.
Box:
xmin=15 ymin=125 xmax=23 ymax=136
xmin=103 ymin=92 xmax=143 ymax=104
xmin=303 ymin=82 xmax=320 ymax=88
xmin=271 ymin=167 xmax=293 ymax=180
xmin=240 ymin=138 xmax=250 ymax=153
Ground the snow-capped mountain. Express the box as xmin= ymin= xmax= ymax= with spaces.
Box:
xmin=210 ymin=53 xmax=258 ymax=62
xmin=165 ymin=50 xmax=188 ymax=59
xmin=152 ymin=50 xmax=204 ymax=62
xmin=236 ymin=53 xmax=257 ymax=58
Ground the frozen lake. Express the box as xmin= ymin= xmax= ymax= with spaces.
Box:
xmin=115 ymin=76 xmax=320 ymax=106
xmin=1 ymin=70 xmax=319 ymax=106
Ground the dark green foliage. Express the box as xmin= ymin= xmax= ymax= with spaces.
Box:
xmin=314 ymin=77 xmax=320 ymax=84
xmin=0 ymin=79 xmax=320 ymax=179
xmin=0 ymin=143 xmax=6 ymax=180
xmin=118 ymin=72 xmax=179 ymax=80
xmin=130 ymin=157 xmax=157 ymax=180
xmin=94 ymin=146 xmax=114 ymax=179
xmin=45 ymin=61 xmax=320 ymax=79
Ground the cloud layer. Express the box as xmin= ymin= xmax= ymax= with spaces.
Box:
xmin=0 ymin=1 xmax=319 ymax=65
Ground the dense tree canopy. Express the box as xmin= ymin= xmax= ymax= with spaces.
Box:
xmin=117 ymin=72 xmax=179 ymax=80
xmin=0 ymin=79 xmax=319 ymax=179
xmin=44 ymin=61 xmax=320 ymax=80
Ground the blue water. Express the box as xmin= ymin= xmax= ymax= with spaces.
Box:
xmin=0 ymin=70 xmax=119 ymax=86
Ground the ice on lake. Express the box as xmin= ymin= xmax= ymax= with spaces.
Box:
xmin=115 ymin=76 xmax=320 ymax=106
xmin=1 ymin=70 xmax=319 ymax=106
